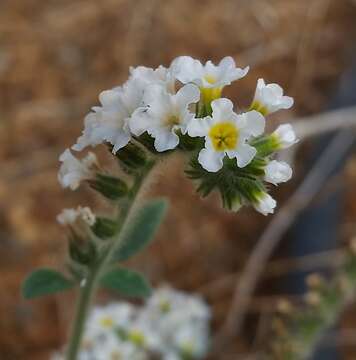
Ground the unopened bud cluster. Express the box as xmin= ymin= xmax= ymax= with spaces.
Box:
xmin=52 ymin=287 xmax=211 ymax=360
xmin=57 ymin=55 xmax=297 ymax=224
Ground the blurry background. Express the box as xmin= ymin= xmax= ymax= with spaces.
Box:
xmin=1 ymin=0 xmax=356 ymax=359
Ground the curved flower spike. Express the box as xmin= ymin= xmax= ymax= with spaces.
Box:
xmin=187 ymin=98 xmax=265 ymax=172
xmin=130 ymin=84 xmax=200 ymax=152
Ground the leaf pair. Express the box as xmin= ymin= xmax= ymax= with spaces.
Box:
xmin=22 ymin=199 xmax=168 ymax=300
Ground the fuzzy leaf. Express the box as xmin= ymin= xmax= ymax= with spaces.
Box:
xmin=100 ymin=267 xmax=152 ymax=298
xmin=22 ymin=268 xmax=74 ymax=299
xmin=112 ymin=199 xmax=168 ymax=262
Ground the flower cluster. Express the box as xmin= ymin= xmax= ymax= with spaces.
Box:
xmin=58 ymin=55 xmax=297 ymax=215
xmin=52 ymin=287 xmax=211 ymax=360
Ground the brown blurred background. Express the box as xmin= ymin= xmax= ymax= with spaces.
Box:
xmin=1 ymin=0 xmax=356 ymax=359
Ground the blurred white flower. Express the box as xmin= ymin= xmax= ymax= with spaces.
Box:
xmin=58 ymin=149 xmax=97 ymax=190
xmin=251 ymin=78 xmax=294 ymax=115
xmin=272 ymin=123 xmax=298 ymax=149
xmin=264 ymin=160 xmax=292 ymax=185
xmin=130 ymin=84 xmax=200 ymax=152
xmin=253 ymin=192 xmax=277 ymax=216
xmin=57 ymin=206 xmax=96 ymax=226
xmin=188 ymin=98 xmax=265 ymax=172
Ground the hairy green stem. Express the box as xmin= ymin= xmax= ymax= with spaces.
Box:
xmin=66 ymin=160 xmax=156 ymax=360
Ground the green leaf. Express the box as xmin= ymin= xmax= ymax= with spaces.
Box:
xmin=112 ymin=199 xmax=168 ymax=262
xmin=100 ymin=267 xmax=152 ymax=298
xmin=22 ymin=268 xmax=74 ymax=299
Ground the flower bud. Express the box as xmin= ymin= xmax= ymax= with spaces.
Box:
xmin=250 ymin=78 xmax=293 ymax=115
xmin=91 ymin=217 xmax=119 ymax=239
xmin=89 ymin=174 xmax=128 ymax=200
xmin=69 ymin=237 xmax=97 ymax=266
xmin=264 ymin=160 xmax=292 ymax=185
xmin=115 ymin=142 xmax=147 ymax=173
xmin=271 ymin=124 xmax=298 ymax=150
xmin=253 ymin=192 xmax=277 ymax=216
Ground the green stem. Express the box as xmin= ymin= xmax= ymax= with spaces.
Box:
xmin=66 ymin=160 xmax=156 ymax=360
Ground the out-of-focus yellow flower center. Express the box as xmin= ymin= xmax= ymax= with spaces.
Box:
xmin=129 ymin=330 xmax=145 ymax=346
xmin=209 ymin=122 xmax=238 ymax=151
xmin=100 ymin=316 xmax=114 ymax=328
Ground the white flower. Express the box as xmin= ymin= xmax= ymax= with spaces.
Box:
xmin=130 ymin=84 xmax=200 ymax=152
xmin=251 ymin=79 xmax=294 ymax=115
xmin=129 ymin=65 xmax=175 ymax=94
xmin=264 ymin=160 xmax=292 ymax=185
xmin=72 ymin=88 xmax=132 ymax=154
xmin=57 ymin=206 xmax=96 ymax=226
xmin=58 ymin=149 xmax=97 ymax=190
xmin=171 ymin=56 xmax=248 ymax=89
xmin=173 ymin=325 xmax=209 ymax=359
xmin=272 ymin=123 xmax=298 ymax=149
xmin=187 ymin=98 xmax=265 ymax=172
xmin=253 ymin=193 xmax=277 ymax=216
xmin=73 ymin=65 xmax=175 ymax=154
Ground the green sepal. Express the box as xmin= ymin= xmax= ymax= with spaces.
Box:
xmin=22 ymin=268 xmax=74 ymax=299
xmin=92 ymin=217 xmax=119 ymax=239
xmin=89 ymin=174 xmax=128 ymax=200
xmin=250 ymin=135 xmax=280 ymax=157
xmin=112 ymin=199 xmax=168 ymax=263
xmin=115 ymin=142 xmax=147 ymax=173
xmin=69 ymin=237 xmax=97 ymax=266
xmin=186 ymin=155 xmax=268 ymax=211
xmin=100 ymin=267 xmax=152 ymax=298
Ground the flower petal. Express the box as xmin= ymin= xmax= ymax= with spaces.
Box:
xmin=198 ymin=148 xmax=224 ymax=172
xmin=243 ymin=110 xmax=265 ymax=136
xmin=235 ymin=143 xmax=256 ymax=168
xmin=187 ymin=117 xmax=213 ymax=137
xmin=152 ymin=130 xmax=179 ymax=152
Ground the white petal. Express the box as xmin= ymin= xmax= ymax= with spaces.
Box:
xmin=264 ymin=160 xmax=292 ymax=185
xmin=99 ymin=89 xmax=121 ymax=108
xmin=198 ymin=148 xmax=224 ymax=172
xmin=211 ymin=98 xmax=234 ymax=122
xmin=175 ymin=83 xmax=200 ymax=109
xmin=112 ymin=130 xmax=131 ymax=154
xmin=235 ymin=143 xmax=256 ymax=168
xmin=243 ymin=110 xmax=265 ymax=136
xmin=273 ymin=124 xmax=298 ymax=149
xmin=187 ymin=116 xmax=213 ymax=137
xmin=152 ymin=130 xmax=179 ymax=152
xmin=254 ymin=193 xmax=277 ymax=216
xmin=130 ymin=107 xmax=151 ymax=136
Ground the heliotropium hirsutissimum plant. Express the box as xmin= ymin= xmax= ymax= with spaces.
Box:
xmin=22 ymin=56 xmax=296 ymax=360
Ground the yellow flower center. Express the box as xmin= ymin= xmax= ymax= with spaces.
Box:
xmin=164 ymin=115 xmax=180 ymax=127
xmin=129 ymin=330 xmax=145 ymax=346
xmin=209 ymin=122 xmax=239 ymax=151
xmin=249 ymin=100 xmax=268 ymax=116
xmin=204 ymin=74 xmax=217 ymax=85
xmin=99 ymin=316 xmax=114 ymax=328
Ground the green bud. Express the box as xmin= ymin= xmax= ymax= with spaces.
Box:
xmin=250 ymin=135 xmax=280 ymax=157
xmin=89 ymin=174 xmax=128 ymax=200
xmin=68 ymin=237 xmax=97 ymax=266
xmin=115 ymin=142 xmax=147 ymax=173
xmin=91 ymin=217 xmax=119 ymax=239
